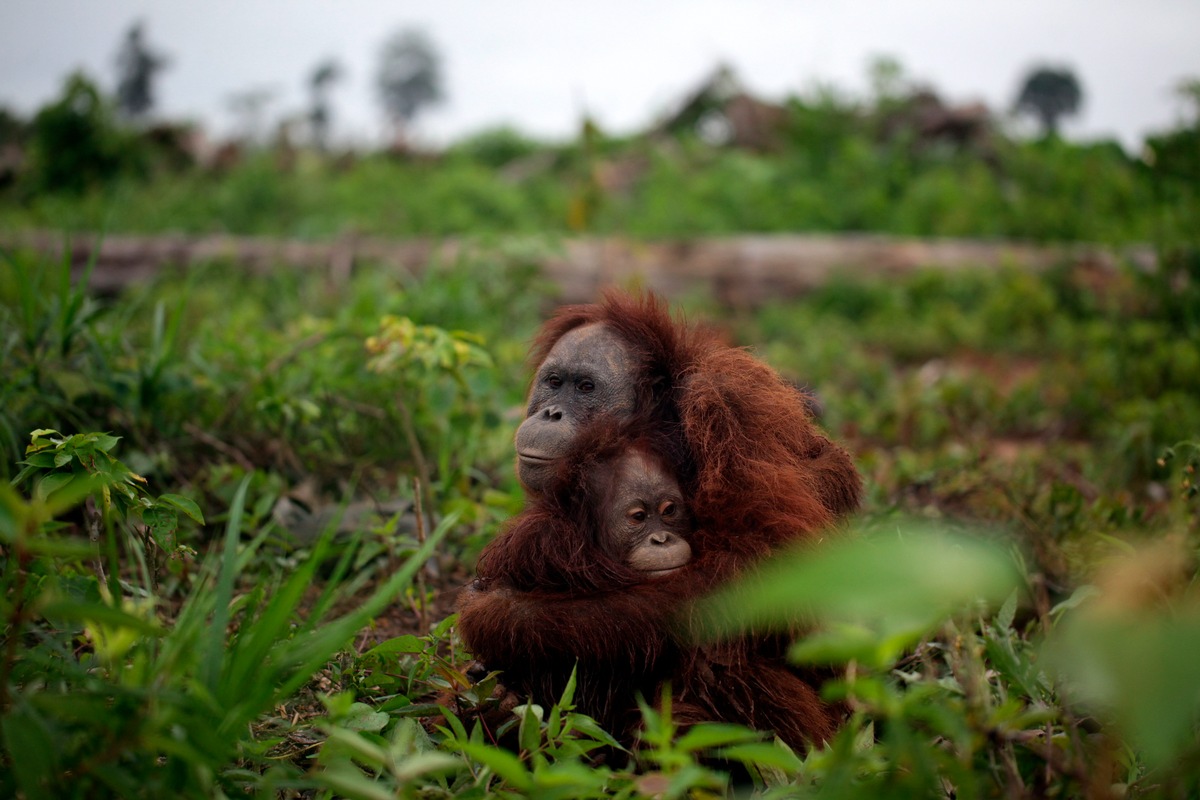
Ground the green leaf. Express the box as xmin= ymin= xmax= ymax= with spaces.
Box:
xmin=702 ymin=523 xmax=1020 ymax=641
xmin=323 ymin=727 xmax=388 ymax=768
xmin=715 ymin=741 xmax=804 ymax=771
xmin=93 ymin=433 xmax=121 ymax=453
xmin=432 ymin=613 xmax=457 ymax=637
xmin=983 ymin=629 xmax=1045 ymax=703
xmin=158 ymin=493 xmax=205 ymax=525
xmin=203 ymin=475 xmax=250 ymax=692
xmin=51 ymin=371 xmax=95 ymax=402
xmin=35 ymin=472 xmax=75 ymax=500
xmin=387 ymin=702 xmax=443 ymax=718
xmin=995 ymin=587 xmax=1019 ymax=632
xmin=789 ymin=622 xmax=880 ymax=665
xmin=143 ymin=505 xmax=178 ymax=550
xmin=1042 ymin=611 xmax=1200 ymax=767
xmin=362 ymin=634 xmax=424 ymax=657
xmin=531 ymin=760 xmax=612 ymax=790
xmin=390 ymin=751 xmax=461 ymax=782
xmin=439 ymin=707 xmax=468 ymax=742
xmin=8 ymin=464 xmax=37 ymax=488
xmin=565 ymin=714 xmax=625 ymax=750
xmin=39 ymin=598 xmax=164 ymax=637
xmin=313 ymin=762 xmax=394 ymax=800
xmin=344 ymin=703 xmax=389 ymax=734
xmin=458 ymin=740 xmax=533 ymax=791
xmin=1050 ymin=584 xmax=1100 ymax=617
xmin=675 ymin=722 xmax=762 ymax=752
xmin=53 ymin=450 xmax=73 ymax=468
xmin=2 ymin=703 xmax=59 ymax=796
xmin=518 ymin=703 xmax=544 ymax=753
xmin=558 ymin=663 xmax=578 ymax=709
xmin=24 ymin=452 xmax=57 ymax=469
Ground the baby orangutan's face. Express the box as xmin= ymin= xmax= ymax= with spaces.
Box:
xmin=600 ymin=450 xmax=692 ymax=577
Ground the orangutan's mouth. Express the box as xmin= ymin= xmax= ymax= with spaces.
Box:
xmin=640 ymin=565 xmax=685 ymax=578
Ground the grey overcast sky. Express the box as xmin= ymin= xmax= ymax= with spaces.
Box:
xmin=3 ymin=0 xmax=1198 ymax=150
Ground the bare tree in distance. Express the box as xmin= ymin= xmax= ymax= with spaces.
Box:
xmin=376 ymin=28 xmax=443 ymax=146
xmin=226 ymin=88 xmax=278 ymax=146
xmin=115 ymin=21 xmax=168 ymax=122
xmin=308 ymin=59 xmax=342 ymax=152
xmin=867 ymin=54 xmax=910 ymax=106
xmin=1175 ymin=78 xmax=1200 ymax=126
xmin=1014 ymin=65 xmax=1083 ymax=138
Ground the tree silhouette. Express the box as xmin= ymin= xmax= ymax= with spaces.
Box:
xmin=308 ymin=59 xmax=342 ymax=151
xmin=1014 ymin=66 xmax=1083 ymax=138
xmin=226 ymin=88 xmax=277 ymax=145
xmin=376 ymin=28 xmax=443 ymax=144
xmin=32 ymin=73 xmax=128 ymax=192
xmin=115 ymin=22 xmax=168 ymax=122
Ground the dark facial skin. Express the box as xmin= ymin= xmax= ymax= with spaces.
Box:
xmin=515 ymin=324 xmax=638 ymax=491
xmin=601 ymin=451 xmax=692 ymax=577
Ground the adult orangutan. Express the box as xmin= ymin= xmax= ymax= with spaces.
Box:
xmin=457 ymin=291 xmax=858 ymax=745
xmin=460 ymin=422 xmax=841 ymax=750
xmin=456 ymin=291 xmax=858 ymax=745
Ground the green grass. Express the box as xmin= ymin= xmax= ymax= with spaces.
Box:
xmin=1 ymin=241 xmax=1199 ymax=797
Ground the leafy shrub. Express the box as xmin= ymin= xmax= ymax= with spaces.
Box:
xmin=4 ymin=87 xmax=1193 ymax=242
xmin=0 ymin=436 xmax=448 ymax=798
xmin=449 ymin=126 xmax=542 ymax=168
xmin=25 ymin=72 xmax=144 ymax=195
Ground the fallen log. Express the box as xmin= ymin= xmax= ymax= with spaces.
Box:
xmin=2 ymin=230 xmax=1156 ymax=306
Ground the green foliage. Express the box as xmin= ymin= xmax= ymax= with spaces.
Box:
xmin=0 ymin=246 xmax=543 ymax=509
xmin=1014 ymin=65 xmax=1084 ymax=138
xmin=747 ymin=260 xmax=1200 ymax=485
xmin=0 ymin=454 xmax=450 ymax=797
xmin=3 ymin=228 xmax=1199 ymax=795
xmin=704 ymin=521 xmax=1200 ymax=797
xmin=12 ymin=428 xmax=203 ymax=572
xmin=704 ymin=524 xmax=1021 ymax=669
xmin=26 ymin=72 xmax=144 ymax=195
xmin=0 ymin=246 xmax=115 ymax=473
xmin=1045 ymin=605 xmax=1200 ymax=770
xmin=449 ymin=126 xmax=542 ymax=168
xmin=5 ymin=77 xmax=1195 ymax=243
xmin=366 ymin=314 xmax=492 ymax=380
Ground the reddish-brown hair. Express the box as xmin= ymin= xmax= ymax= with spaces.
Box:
xmin=457 ymin=289 xmax=860 ymax=749
xmin=532 ymin=289 xmax=861 ymax=542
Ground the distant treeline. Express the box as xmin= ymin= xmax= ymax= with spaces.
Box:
xmin=1 ymin=68 xmax=1197 ymax=245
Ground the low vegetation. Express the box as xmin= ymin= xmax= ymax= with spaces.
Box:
xmin=2 ymin=70 xmax=1198 ymax=246
xmin=2 ymin=238 xmax=1198 ymax=796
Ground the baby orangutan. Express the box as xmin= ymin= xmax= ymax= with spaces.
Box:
xmin=596 ymin=448 xmax=693 ymax=579
xmin=458 ymin=429 xmax=695 ymax=735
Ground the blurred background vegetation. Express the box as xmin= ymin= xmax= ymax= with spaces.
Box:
xmin=1 ymin=25 xmax=1197 ymax=245
xmin=1 ymin=16 xmax=1199 ymax=800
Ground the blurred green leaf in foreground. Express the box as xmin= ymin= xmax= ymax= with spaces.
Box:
xmin=702 ymin=523 xmax=1023 ymax=669
xmin=1043 ymin=539 xmax=1200 ymax=769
